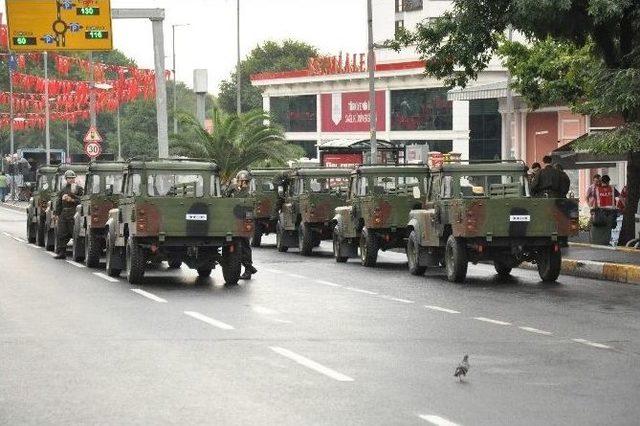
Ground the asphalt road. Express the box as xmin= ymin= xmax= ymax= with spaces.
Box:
xmin=1 ymin=205 xmax=639 ymax=426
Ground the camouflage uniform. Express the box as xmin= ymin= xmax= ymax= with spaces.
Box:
xmin=54 ymin=182 xmax=84 ymax=255
xmin=228 ymin=178 xmax=256 ymax=277
xmin=531 ymin=165 xmax=563 ymax=198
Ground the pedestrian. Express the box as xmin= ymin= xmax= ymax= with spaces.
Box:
xmin=53 ymin=170 xmax=84 ymax=259
xmin=0 ymin=172 xmax=8 ymax=203
xmin=586 ymin=174 xmax=601 ymax=208
xmin=227 ymin=170 xmax=258 ymax=280
xmin=530 ymin=155 xmax=563 ymax=197
xmin=555 ymin=163 xmax=571 ymax=198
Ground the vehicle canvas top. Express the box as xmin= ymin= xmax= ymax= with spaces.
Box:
xmin=88 ymin=161 xmax=128 ymax=173
xmin=36 ymin=166 xmax=58 ymax=176
xmin=292 ymin=168 xmax=352 ymax=178
xmin=354 ymin=165 xmax=430 ymax=176
xmin=127 ymin=159 xmax=219 ymax=173
xmin=434 ymin=161 xmax=527 ymax=174
xmin=83 ymin=162 xmax=128 ymax=229
xmin=250 ymin=169 xmax=287 ymax=220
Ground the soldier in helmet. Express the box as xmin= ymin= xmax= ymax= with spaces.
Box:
xmin=227 ymin=170 xmax=258 ymax=279
xmin=53 ymin=170 xmax=84 ymax=259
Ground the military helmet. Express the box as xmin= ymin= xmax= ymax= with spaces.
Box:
xmin=236 ymin=170 xmax=251 ymax=182
xmin=64 ymin=170 xmax=77 ymax=179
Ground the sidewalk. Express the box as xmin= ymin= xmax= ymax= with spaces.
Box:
xmin=0 ymin=201 xmax=28 ymax=213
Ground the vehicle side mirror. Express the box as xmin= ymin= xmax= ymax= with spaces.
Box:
xmin=277 ymin=186 xmax=284 ymax=197
xmin=105 ymin=185 xmax=114 ymax=196
xmin=413 ymin=186 xmax=421 ymax=199
xmin=42 ymin=183 xmax=49 ymax=190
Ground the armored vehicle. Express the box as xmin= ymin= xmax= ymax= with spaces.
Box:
xmin=71 ymin=161 xmax=127 ymax=266
xmin=405 ymin=161 xmax=579 ymax=283
xmin=332 ymin=165 xmax=429 ymax=266
xmin=43 ymin=164 xmax=89 ymax=252
xmin=26 ymin=166 xmax=57 ymax=245
xmin=104 ymin=159 xmax=255 ymax=285
xmin=276 ymin=168 xmax=350 ymax=255
xmin=249 ymin=169 xmax=288 ymax=247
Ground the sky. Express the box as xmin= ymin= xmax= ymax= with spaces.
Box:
xmin=2 ymin=0 xmax=368 ymax=94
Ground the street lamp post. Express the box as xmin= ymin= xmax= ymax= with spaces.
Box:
xmin=172 ymin=23 xmax=190 ymax=134
xmin=367 ymin=0 xmax=377 ymax=164
xmin=236 ymin=0 xmax=241 ymax=116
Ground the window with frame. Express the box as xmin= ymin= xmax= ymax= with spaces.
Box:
xmin=210 ymin=174 xmax=222 ymax=197
xmin=127 ymin=173 xmax=142 ymax=196
xmin=104 ymin=174 xmax=124 ymax=195
xmin=38 ymin=174 xmax=51 ymax=190
xmin=271 ymin=96 xmax=317 ymax=132
xmin=391 ymin=88 xmax=453 ymax=131
xmin=90 ymin=175 xmax=101 ymax=195
xmin=357 ymin=177 xmax=369 ymax=196
xmin=147 ymin=173 xmax=204 ymax=197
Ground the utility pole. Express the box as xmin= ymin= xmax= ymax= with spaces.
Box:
xmin=236 ymin=0 xmax=241 ymax=115
xmin=89 ymin=51 xmax=96 ymax=127
xmin=505 ymin=25 xmax=514 ymax=159
xmin=8 ymin=54 xmax=15 ymax=159
xmin=44 ymin=51 xmax=51 ymax=166
xmin=367 ymin=0 xmax=377 ymax=164
xmin=172 ymin=24 xmax=189 ymax=134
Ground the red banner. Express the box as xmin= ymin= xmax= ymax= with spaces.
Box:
xmin=321 ymin=91 xmax=386 ymax=132
xmin=321 ymin=153 xmax=363 ymax=168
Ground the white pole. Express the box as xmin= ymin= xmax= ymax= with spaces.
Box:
xmin=367 ymin=0 xmax=377 ymax=164
xmin=89 ymin=52 xmax=96 ymax=127
xmin=44 ymin=52 xmax=51 ymax=166
xmin=117 ymin=104 xmax=122 ymax=161
xmin=505 ymin=25 xmax=514 ymax=160
xmin=172 ymin=25 xmax=177 ymax=134
xmin=66 ymin=120 xmax=70 ymax=163
xmin=8 ymin=55 xmax=15 ymax=158
xmin=236 ymin=0 xmax=241 ymax=115
xmin=152 ymin=18 xmax=169 ymax=158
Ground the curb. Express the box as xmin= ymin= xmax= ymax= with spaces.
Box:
xmin=0 ymin=203 xmax=27 ymax=213
xmin=569 ymin=242 xmax=639 ymax=254
xmin=521 ymin=259 xmax=640 ymax=286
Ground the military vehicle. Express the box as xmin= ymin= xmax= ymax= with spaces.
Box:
xmin=26 ymin=166 xmax=57 ymax=245
xmin=332 ymin=165 xmax=429 ymax=266
xmin=104 ymin=159 xmax=255 ymax=285
xmin=405 ymin=161 xmax=579 ymax=283
xmin=249 ymin=169 xmax=288 ymax=247
xmin=71 ymin=161 xmax=127 ymax=266
xmin=276 ymin=168 xmax=350 ymax=255
xmin=43 ymin=164 xmax=89 ymax=252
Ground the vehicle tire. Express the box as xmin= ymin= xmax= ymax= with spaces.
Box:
xmin=197 ymin=268 xmax=212 ymax=278
xmin=222 ymin=242 xmax=242 ymax=286
xmin=407 ymin=230 xmax=427 ymax=276
xmin=359 ymin=229 xmax=378 ymax=267
xmin=44 ymin=221 xmax=55 ymax=251
xmin=168 ymin=258 xmax=182 ymax=269
xmin=276 ymin=221 xmax=288 ymax=253
xmin=250 ymin=223 xmax=263 ymax=248
xmin=71 ymin=226 xmax=85 ymax=262
xmin=537 ymin=247 xmax=562 ymax=283
xmin=445 ymin=235 xmax=468 ymax=283
xmin=105 ymin=234 xmax=121 ymax=277
xmin=84 ymin=230 xmax=102 ymax=268
xmin=298 ymin=222 xmax=313 ymax=256
xmin=333 ymin=227 xmax=348 ymax=263
xmin=494 ymin=260 xmax=513 ymax=277
xmin=36 ymin=216 xmax=46 ymax=247
xmin=125 ymin=237 xmax=145 ymax=284
xmin=26 ymin=215 xmax=36 ymax=244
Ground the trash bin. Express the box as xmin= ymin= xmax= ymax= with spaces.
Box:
xmin=590 ymin=208 xmax=618 ymax=245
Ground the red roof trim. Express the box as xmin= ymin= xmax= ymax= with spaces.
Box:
xmin=250 ymin=60 xmax=426 ymax=82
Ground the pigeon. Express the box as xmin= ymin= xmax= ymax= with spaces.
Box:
xmin=454 ymin=355 xmax=469 ymax=381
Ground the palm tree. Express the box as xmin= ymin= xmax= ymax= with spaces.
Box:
xmin=170 ymin=110 xmax=302 ymax=185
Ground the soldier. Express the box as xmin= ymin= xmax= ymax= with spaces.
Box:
xmin=555 ymin=163 xmax=571 ymax=198
xmin=530 ymin=156 xmax=563 ymax=198
xmin=53 ymin=170 xmax=84 ymax=259
xmin=228 ymin=170 xmax=258 ymax=280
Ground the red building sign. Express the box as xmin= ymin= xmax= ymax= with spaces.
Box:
xmin=321 ymin=91 xmax=386 ymax=133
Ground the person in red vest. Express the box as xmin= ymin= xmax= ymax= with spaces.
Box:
xmin=595 ymin=175 xmax=620 ymax=208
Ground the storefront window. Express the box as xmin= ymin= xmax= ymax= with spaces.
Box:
xmin=469 ymin=99 xmax=501 ymax=160
xmin=391 ymin=89 xmax=452 ymax=131
xmin=271 ymin=95 xmax=317 ymax=132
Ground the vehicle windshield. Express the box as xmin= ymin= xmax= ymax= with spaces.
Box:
xmin=90 ymin=173 xmax=124 ymax=195
xmin=370 ymin=176 xmax=426 ymax=195
xmin=147 ymin=173 xmax=205 ymax=197
xmin=252 ymin=177 xmax=275 ymax=194
xmin=37 ymin=174 xmax=52 ymax=191
xmin=308 ymin=176 xmax=348 ymax=193
xmin=442 ymin=173 xmax=528 ymax=198
xmin=57 ymin=173 xmax=86 ymax=191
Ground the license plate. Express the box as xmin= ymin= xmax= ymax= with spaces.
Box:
xmin=186 ymin=214 xmax=207 ymax=221
xmin=510 ymin=215 xmax=530 ymax=222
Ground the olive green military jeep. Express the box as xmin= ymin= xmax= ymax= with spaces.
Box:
xmin=276 ymin=168 xmax=350 ymax=255
xmin=249 ymin=169 xmax=288 ymax=248
xmin=26 ymin=166 xmax=57 ymax=245
xmin=405 ymin=161 xmax=579 ymax=283
xmin=71 ymin=161 xmax=127 ymax=267
xmin=104 ymin=159 xmax=255 ymax=285
xmin=43 ymin=164 xmax=89 ymax=252
xmin=332 ymin=165 xmax=429 ymax=266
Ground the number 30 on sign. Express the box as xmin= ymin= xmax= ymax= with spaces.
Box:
xmin=84 ymin=141 xmax=102 ymax=158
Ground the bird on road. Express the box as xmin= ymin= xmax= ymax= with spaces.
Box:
xmin=454 ymin=355 xmax=469 ymax=381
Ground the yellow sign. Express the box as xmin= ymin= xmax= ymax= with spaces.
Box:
xmin=6 ymin=0 xmax=113 ymax=52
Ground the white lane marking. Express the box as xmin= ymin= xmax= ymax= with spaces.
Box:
xmin=131 ymin=289 xmax=168 ymax=303
xmin=252 ymin=305 xmax=279 ymax=315
xmin=425 ymin=305 xmax=460 ymax=314
xmin=286 ymin=273 xmax=306 ymax=279
xmin=380 ymin=295 xmax=415 ymax=304
xmin=519 ymin=326 xmax=553 ymax=336
xmin=184 ymin=311 xmax=235 ymax=330
xmin=474 ymin=317 xmax=512 ymax=326
xmin=93 ymin=272 xmax=120 ymax=283
xmin=46 ymin=251 xmax=57 ymax=257
xmin=66 ymin=260 xmax=86 ymax=268
xmin=344 ymin=287 xmax=378 ymax=295
xmin=272 ymin=319 xmax=293 ymax=324
xmin=1 ymin=232 xmax=11 ymax=237
xmin=270 ymin=346 xmax=354 ymax=382
xmin=572 ymin=338 xmax=612 ymax=350
xmin=12 ymin=236 xmax=26 ymax=243
xmin=315 ymin=279 xmax=343 ymax=288
xmin=419 ymin=414 xmax=461 ymax=426
xmin=264 ymin=268 xmax=285 ymax=274
xmin=28 ymin=244 xmax=40 ymax=249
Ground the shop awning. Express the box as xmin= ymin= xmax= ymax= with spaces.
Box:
xmin=551 ymin=133 xmax=627 ymax=169
xmin=447 ymin=80 xmax=514 ymax=101
xmin=319 ymin=139 xmax=397 ymax=151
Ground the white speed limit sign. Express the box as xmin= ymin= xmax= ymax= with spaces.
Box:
xmin=84 ymin=141 xmax=103 ymax=159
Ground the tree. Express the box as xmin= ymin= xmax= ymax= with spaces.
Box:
xmin=218 ymin=40 xmax=318 ymax=114
xmin=169 ymin=110 xmax=303 ymax=185
xmin=390 ymin=1 xmax=640 ymax=244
